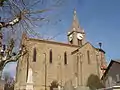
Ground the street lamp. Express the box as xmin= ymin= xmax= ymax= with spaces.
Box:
xmin=98 ymin=42 xmax=102 ymax=49
xmin=98 ymin=42 xmax=106 ymax=72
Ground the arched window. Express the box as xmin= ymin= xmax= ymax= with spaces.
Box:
xmin=64 ymin=52 xmax=67 ymax=65
xmin=49 ymin=49 xmax=52 ymax=63
xmin=26 ymin=58 xmax=29 ymax=82
xmin=70 ymin=40 xmax=73 ymax=44
xmin=78 ymin=39 xmax=82 ymax=46
xmin=87 ymin=50 xmax=90 ymax=64
xmin=33 ymin=47 xmax=36 ymax=62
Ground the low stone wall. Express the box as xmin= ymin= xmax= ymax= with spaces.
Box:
xmin=75 ymin=86 xmax=90 ymax=90
xmin=53 ymin=86 xmax=90 ymax=90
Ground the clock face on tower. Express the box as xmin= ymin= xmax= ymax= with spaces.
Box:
xmin=77 ymin=33 xmax=83 ymax=40
xmin=68 ymin=34 xmax=73 ymax=41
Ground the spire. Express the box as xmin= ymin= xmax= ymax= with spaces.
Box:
xmin=67 ymin=9 xmax=86 ymax=46
xmin=71 ymin=9 xmax=84 ymax=33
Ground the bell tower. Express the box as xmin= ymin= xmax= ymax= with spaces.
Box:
xmin=67 ymin=9 xmax=86 ymax=46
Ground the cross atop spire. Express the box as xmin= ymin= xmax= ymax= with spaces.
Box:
xmin=73 ymin=8 xmax=77 ymax=20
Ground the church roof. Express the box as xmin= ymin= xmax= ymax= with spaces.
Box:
xmin=21 ymin=31 xmax=81 ymax=48
xmin=71 ymin=42 xmax=105 ymax=55
xmin=29 ymin=38 xmax=80 ymax=48
xmin=68 ymin=9 xmax=84 ymax=34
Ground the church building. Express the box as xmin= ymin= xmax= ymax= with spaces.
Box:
xmin=14 ymin=9 xmax=107 ymax=90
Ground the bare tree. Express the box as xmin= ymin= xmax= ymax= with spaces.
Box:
xmin=0 ymin=0 xmax=66 ymax=46
xmin=0 ymin=0 xmax=65 ymax=37
xmin=0 ymin=0 xmax=66 ymax=79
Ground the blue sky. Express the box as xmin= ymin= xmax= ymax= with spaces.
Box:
xmin=3 ymin=0 xmax=120 ymax=77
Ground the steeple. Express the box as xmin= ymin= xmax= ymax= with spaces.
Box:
xmin=67 ymin=9 xmax=86 ymax=46
xmin=70 ymin=9 xmax=84 ymax=33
